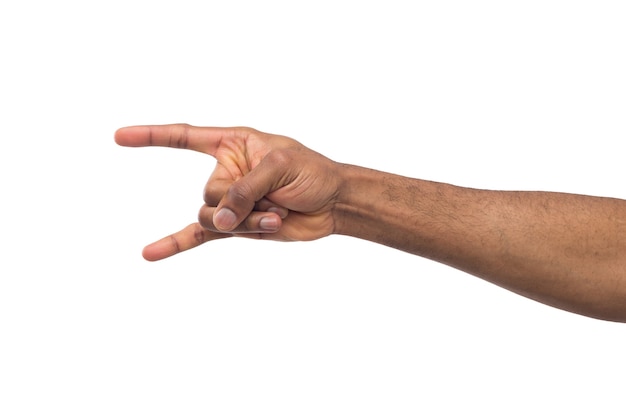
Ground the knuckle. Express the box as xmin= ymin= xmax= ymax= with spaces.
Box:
xmin=266 ymin=148 xmax=293 ymax=166
xmin=197 ymin=207 xmax=213 ymax=229
xmin=163 ymin=123 xmax=191 ymax=149
xmin=226 ymin=181 xmax=254 ymax=207
xmin=173 ymin=124 xmax=190 ymax=149
xmin=193 ymin=223 xmax=208 ymax=244
xmin=168 ymin=235 xmax=181 ymax=254
xmin=232 ymin=126 xmax=257 ymax=138
xmin=243 ymin=215 xmax=255 ymax=231
xmin=203 ymin=187 xmax=220 ymax=206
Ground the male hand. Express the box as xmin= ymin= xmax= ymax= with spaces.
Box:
xmin=115 ymin=124 xmax=341 ymax=261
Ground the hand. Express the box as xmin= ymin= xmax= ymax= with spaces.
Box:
xmin=115 ymin=124 xmax=341 ymax=261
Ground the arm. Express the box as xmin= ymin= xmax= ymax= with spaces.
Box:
xmin=334 ymin=164 xmax=626 ymax=322
xmin=115 ymin=124 xmax=626 ymax=322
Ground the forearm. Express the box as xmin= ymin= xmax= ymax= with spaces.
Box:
xmin=333 ymin=164 xmax=626 ymax=322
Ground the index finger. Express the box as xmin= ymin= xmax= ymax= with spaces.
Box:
xmin=114 ymin=123 xmax=239 ymax=155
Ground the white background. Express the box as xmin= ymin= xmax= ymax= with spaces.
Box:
xmin=1 ymin=1 xmax=625 ymax=416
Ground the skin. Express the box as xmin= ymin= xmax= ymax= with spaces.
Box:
xmin=115 ymin=124 xmax=626 ymax=322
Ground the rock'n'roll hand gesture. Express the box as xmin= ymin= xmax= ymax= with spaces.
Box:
xmin=115 ymin=124 xmax=341 ymax=261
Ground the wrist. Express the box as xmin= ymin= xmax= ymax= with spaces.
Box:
xmin=332 ymin=163 xmax=393 ymax=239
xmin=331 ymin=164 xmax=462 ymax=259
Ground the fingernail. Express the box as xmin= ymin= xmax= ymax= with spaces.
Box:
xmin=268 ymin=206 xmax=288 ymax=219
xmin=260 ymin=216 xmax=279 ymax=231
xmin=214 ymin=208 xmax=237 ymax=230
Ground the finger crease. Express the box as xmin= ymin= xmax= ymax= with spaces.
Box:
xmin=178 ymin=126 xmax=189 ymax=149
xmin=169 ymin=235 xmax=181 ymax=253
xmin=194 ymin=224 xmax=207 ymax=244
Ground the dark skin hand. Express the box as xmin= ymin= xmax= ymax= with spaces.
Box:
xmin=116 ymin=124 xmax=626 ymax=322
xmin=115 ymin=124 xmax=342 ymax=260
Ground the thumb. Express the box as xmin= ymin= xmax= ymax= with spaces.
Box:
xmin=213 ymin=152 xmax=289 ymax=231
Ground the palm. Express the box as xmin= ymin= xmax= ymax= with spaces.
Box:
xmin=208 ymin=130 xmax=338 ymax=241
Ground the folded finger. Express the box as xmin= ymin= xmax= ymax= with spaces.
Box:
xmin=255 ymin=198 xmax=289 ymax=219
xmin=204 ymin=182 xmax=288 ymax=220
xmin=204 ymin=177 xmax=231 ymax=206
xmin=212 ymin=152 xmax=290 ymax=231
xmin=198 ymin=205 xmax=282 ymax=234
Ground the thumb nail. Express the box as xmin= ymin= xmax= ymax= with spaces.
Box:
xmin=214 ymin=208 xmax=237 ymax=230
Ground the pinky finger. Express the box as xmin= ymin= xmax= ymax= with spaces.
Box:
xmin=142 ymin=222 xmax=230 ymax=261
